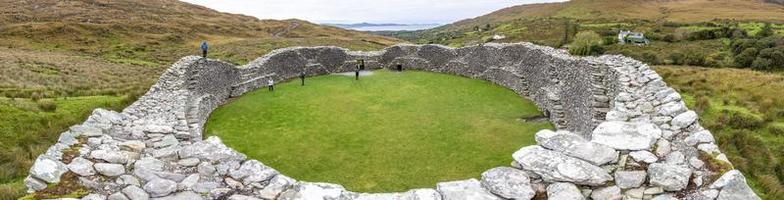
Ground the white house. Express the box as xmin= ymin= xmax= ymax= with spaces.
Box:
xmin=618 ymin=30 xmax=650 ymax=45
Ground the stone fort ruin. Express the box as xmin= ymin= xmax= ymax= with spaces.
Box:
xmin=25 ymin=43 xmax=759 ymax=200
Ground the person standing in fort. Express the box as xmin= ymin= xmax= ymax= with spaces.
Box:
xmin=268 ymin=79 xmax=274 ymax=91
xmin=355 ymin=60 xmax=361 ymax=80
xmin=200 ymin=41 xmax=209 ymax=58
xmin=300 ymin=71 xmax=306 ymax=86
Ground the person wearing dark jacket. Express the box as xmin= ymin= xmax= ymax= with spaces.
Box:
xmin=355 ymin=60 xmax=361 ymax=80
xmin=201 ymin=41 xmax=209 ymax=58
xmin=300 ymin=71 xmax=306 ymax=86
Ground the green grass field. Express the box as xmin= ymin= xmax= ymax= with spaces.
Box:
xmin=204 ymin=70 xmax=551 ymax=192
xmin=0 ymin=96 xmax=129 ymax=199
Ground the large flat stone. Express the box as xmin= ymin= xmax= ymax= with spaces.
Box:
xmin=709 ymin=170 xmax=760 ymax=200
xmin=277 ymin=182 xmax=346 ymax=200
xmin=436 ymin=179 xmax=501 ymax=200
xmin=144 ymin=178 xmax=177 ymax=197
xmin=179 ymin=136 xmax=246 ymax=162
xmin=67 ymin=157 xmax=96 ymax=176
xmin=614 ymin=171 xmax=647 ymax=189
xmin=258 ymin=175 xmax=295 ymax=200
xmin=535 ymin=130 xmax=618 ymax=165
xmin=546 ymin=182 xmax=584 ymax=200
xmin=30 ymin=156 xmax=68 ymax=183
xmin=480 ymin=167 xmax=535 ymax=200
xmin=513 ymin=146 xmax=612 ymax=186
xmin=647 ymin=163 xmax=692 ymax=191
xmin=95 ymin=163 xmax=126 ymax=177
xmin=591 ymin=121 xmax=660 ymax=150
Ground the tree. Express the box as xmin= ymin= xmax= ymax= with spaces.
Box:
xmin=752 ymin=57 xmax=774 ymax=70
xmin=735 ymin=47 xmax=759 ymax=68
xmin=758 ymin=23 xmax=774 ymax=38
xmin=568 ymin=31 xmax=604 ymax=56
xmin=684 ymin=52 xmax=706 ymax=66
xmin=669 ymin=52 xmax=685 ymax=65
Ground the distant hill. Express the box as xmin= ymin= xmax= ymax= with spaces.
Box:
xmin=0 ymin=0 xmax=401 ymax=66
xmin=441 ymin=0 xmax=784 ymax=32
xmin=325 ymin=23 xmax=442 ymax=32
xmin=0 ymin=1 xmax=402 ymax=198
xmin=326 ymin=23 xmax=414 ymax=28
xmin=0 ymin=0 xmax=401 ymax=96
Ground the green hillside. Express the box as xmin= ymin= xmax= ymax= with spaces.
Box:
xmin=0 ymin=0 xmax=402 ymax=199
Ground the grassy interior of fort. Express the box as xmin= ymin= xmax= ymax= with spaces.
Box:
xmin=204 ymin=70 xmax=551 ymax=192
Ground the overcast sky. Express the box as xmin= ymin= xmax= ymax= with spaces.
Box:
xmin=180 ymin=0 xmax=566 ymax=24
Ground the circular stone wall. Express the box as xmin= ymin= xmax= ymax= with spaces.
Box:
xmin=24 ymin=43 xmax=759 ymax=200
xmin=204 ymin=70 xmax=552 ymax=192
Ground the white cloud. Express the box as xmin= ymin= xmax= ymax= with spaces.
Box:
xmin=180 ymin=0 xmax=567 ymax=24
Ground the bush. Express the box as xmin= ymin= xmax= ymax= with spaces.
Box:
xmin=640 ymin=52 xmax=662 ymax=65
xmin=687 ymin=29 xmax=717 ymax=41
xmin=758 ymin=23 xmax=774 ymax=38
xmin=662 ymin=34 xmax=676 ymax=42
xmin=695 ymin=96 xmax=711 ymax=113
xmin=770 ymin=123 xmax=784 ymax=136
xmin=668 ymin=52 xmax=685 ymax=65
xmin=722 ymin=108 xmax=765 ymax=129
xmin=37 ymin=99 xmax=57 ymax=112
xmin=751 ymin=57 xmax=774 ymax=70
xmin=569 ymin=31 xmax=604 ymax=56
xmin=602 ymin=36 xmax=617 ymax=45
xmin=684 ymin=52 xmax=705 ymax=66
xmin=734 ymin=47 xmax=759 ymax=68
xmin=731 ymin=29 xmax=748 ymax=39
xmin=703 ymin=52 xmax=726 ymax=67
xmin=0 ymin=183 xmax=26 ymax=200
xmin=29 ymin=92 xmax=43 ymax=102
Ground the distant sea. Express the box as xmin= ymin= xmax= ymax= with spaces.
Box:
xmin=326 ymin=23 xmax=441 ymax=31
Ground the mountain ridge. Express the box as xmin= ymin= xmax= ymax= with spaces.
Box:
xmin=439 ymin=0 xmax=784 ymax=33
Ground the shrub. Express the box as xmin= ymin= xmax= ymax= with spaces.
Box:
xmin=695 ymin=96 xmax=711 ymax=113
xmin=759 ymin=47 xmax=784 ymax=69
xmin=734 ymin=47 xmax=759 ymax=68
xmin=0 ymin=183 xmax=26 ymax=200
xmin=37 ymin=99 xmax=57 ymax=112
xmin=684 ymin=52 xmax=705 ymax=66
xmin=759 ymin=174 xmax=784 ymax=199
xmin=758 ymin=23 xmax=774 ymax=38
xmin=568 ymin=31 xmax=604 ymax=56
xmin=770 ymin=123 xmax=784 ymax=136
xmin=640 ymin=52 xmax=662 ymax=65
xmin=662 ymin=34 xmax=676 ymax=42
xmin=722 ymin=108 xmax=765 ymax=129
xmin=731 ymin=29 xmax=748 ymax=39
xmin=703 ymin=53 xmax=725 ymax=67
xmin=668 ymin=52 xmax=685 ymax=65
xmin=687 ymin=29 xmax=717 ymax=41
xmin=602 ymin=36 xmax=617 ymax=45
xmin=29 ymin=92 xmax=43 ymax=102
xmin=751 ymin=57 xmax=774 ymax=70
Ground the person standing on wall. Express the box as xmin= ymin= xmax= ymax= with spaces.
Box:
xmin=201 ymin=41 xmax=209 ymax=58
xmin=268 ymin=79 xmax=274 ymax=91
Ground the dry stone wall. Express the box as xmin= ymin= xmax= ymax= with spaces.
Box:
xmin=25 ymin=43 xmax=759 ymax=200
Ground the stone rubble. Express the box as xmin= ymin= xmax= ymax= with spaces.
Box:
xmin=22 ymin=43 xmax=759 ymax=199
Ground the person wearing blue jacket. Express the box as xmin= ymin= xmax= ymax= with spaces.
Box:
xmin=200 ymin=41 xmax=209 ymax=58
